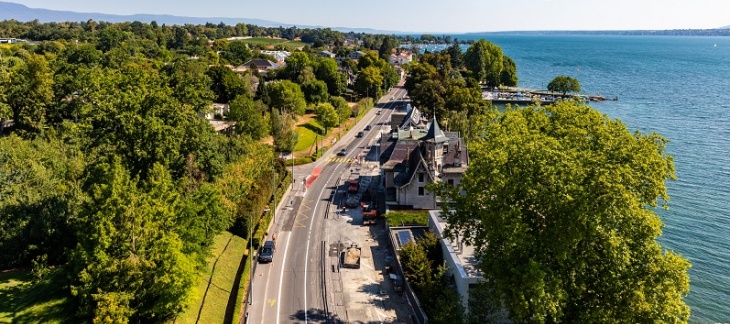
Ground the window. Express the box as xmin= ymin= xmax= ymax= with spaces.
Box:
xmin=418 ymin=172 xmax=424 ymax=182
xmin=418 ymin=187 xmax=425 ymax=196
xmin=443 ymin=144 xmax=449 ymax=153
xmin=448 ymin=179 xmax=454 ymax=187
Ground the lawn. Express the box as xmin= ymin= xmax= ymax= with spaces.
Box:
xmin=237 ymin=37 xmax=308 ymax=50
xmin=294 ymin=115 xmax=326 ymax=153
xmin=385 ymin=210 xmax=430 ymax=226
xmin=175 ymin=232 xmax=248 ymax=324
xmin=0 ymin=269 xmax=74 ymax=324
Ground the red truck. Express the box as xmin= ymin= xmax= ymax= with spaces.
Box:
xmin=361 ymin=202 xmax=378 ymax=225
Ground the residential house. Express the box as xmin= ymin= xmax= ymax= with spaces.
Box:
xmin=389 ymin=51 xmax=413 ymax=65
xmin=260 ymin=50 xmax=291 ymax=63
xmin=235 ymin=59 xmax=280 ymax=73
xmin=198 ymin=103 xmax=236 ymax=133
xmin=347 ymin=50 xmax=366 ymax=60
xmin=318 ymin=50 xmax=336 ymax=59
xmin=200 ymin=103 xmax=230 ymax=120
xmin=380 ymin=106 xmax=468 ymax=209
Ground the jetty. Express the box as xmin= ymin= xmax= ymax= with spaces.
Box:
xmin=483 ymin=87 xmax=618 ymax=104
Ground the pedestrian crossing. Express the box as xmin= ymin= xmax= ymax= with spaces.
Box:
xmin=326 ymin=157 xmax=357 ymax=163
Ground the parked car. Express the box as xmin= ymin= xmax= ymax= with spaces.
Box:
xmin=338 ymin=148 xmax=348 ymax=156
xmin=258 ymin=240 xmax=275 ymax=263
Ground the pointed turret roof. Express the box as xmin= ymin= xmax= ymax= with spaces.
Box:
xmin=422 ymin=114 xmax=448 ymax=143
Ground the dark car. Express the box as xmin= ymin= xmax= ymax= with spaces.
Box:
xmin=365 ymin=125 xmax=372 ymax=131
xmin=356 ymin=131 xmax=364 ymax=138
xmin=338 ymin=148 xmax=348 ymax=156
xmin=258 ymin=240 xmax=275 ymax=263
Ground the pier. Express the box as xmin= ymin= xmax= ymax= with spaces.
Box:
xmin=483 ymin=88 xmax=618 ymax=104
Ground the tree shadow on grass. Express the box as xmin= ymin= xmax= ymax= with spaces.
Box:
xmin=300 ymin=123 xmax=324 ymax=135
xmin=0 ymin=269 xmax=75 ymax=323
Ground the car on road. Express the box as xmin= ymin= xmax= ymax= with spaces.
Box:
xmin=356 ymin=131 xmax=364 ymax=138
xmin=365 ymin=125 xmax=372 ymax=131
xmin=338 ymin=148 xmax=348 ymax=156
xmin=258 ymin=240 xmax=275 ymax=263
xmin=376 ymin=110 xmax=382 ymax=115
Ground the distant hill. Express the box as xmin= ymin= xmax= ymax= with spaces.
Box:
xmin=0 ymin=1 xmax=399 ymax=34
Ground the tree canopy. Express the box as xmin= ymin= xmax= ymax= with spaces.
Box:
xmin=464 ymin=39 xmax=504 ymax=88
xmin=547 ymin=75 xmax=581 ymax=95
xmin=436 ymin=100 xmax=690 ymax=323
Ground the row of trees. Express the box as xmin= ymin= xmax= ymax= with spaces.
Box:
xmin=403 ymin=39 xmax=517 ymax=142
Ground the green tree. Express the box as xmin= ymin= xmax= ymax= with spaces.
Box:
xmin=446 ymin=41 xmax=464 ymax=68
xmin=207 ymin=65 xmax=249 ymax=103
xmin=499 ymin=56 xmax=518 ymax=87
xmin=72 ymin=161 xmax=196 ymax=322
xmin=329 ymin=96 xmax=351 ymax=125
xmin=284 ymin=51 xmax=312 ymax=80
xmin=270 ymin=110 xmax=298 ymax=152
xmin=301 ymin=79 xmax=329 ymax=104
xmin=354 ymin=66 xmax=383 ymax=99
xmin=464 ymin=39 xmax=504 ymax=87
xmin=436 ymin=100 xmax=691 ymax=323
xmin=97 ymin=26 xmax=124 ymax=52
xmin=163 ymin=59 xmax=215 ymax=113
xmin=0 ymin=134 xmax=85 ymax=269
xmin=315 ymin=102 xmax=338 ymax=134
xmin=220 ymin=40 xmax=252 ymax=66
xmin=227 ymin=95 xmax=269 ymax=140
xmin=1 ymin=53 xmax=54 ymax=134
xmin=547 ymin=75 xmax=581 ymax=95
xmin=315 ymin=57 xmax=346 ymax=96
xmin=265 ymin=80 xmax=307 ymax=116
xmin=378 ymin=35 xmax=397 ymax=60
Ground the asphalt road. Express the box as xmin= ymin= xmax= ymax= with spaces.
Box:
xmin=245 ymin=85 xmax=408 ymax=324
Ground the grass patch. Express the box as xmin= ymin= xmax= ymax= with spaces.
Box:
xmin=175 ymin=232 xmax=247 ymax=324
xmin=0 ymin=269 xmax=74 ymax=324
xmin=237 ymin=37 xmax=308 ymax=50
xmin=294 ymin=118 xmax=325 ymax=152
xmin=386 ymin=210 xmax=430 ymax=226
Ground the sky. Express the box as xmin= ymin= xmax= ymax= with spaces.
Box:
xmin=9 ymin=0 xmax=730 ymax=33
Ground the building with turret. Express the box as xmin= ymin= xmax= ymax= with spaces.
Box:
xmin=380 ymin=106 xmax=468 ymax=209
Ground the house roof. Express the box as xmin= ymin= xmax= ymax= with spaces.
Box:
xmin=239 ymin=59 xmax=278 ymax=69
xmin=398 ymin=105 xmax=427 ymax=130
xmin=422 ymin=116 xmax=448 ymax=143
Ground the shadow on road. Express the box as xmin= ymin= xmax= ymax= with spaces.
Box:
xmin=290 ymin=308 xmax=344 ymax=323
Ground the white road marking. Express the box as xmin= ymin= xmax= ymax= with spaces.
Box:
xmin=303 ymin=166 xmax=341 ymax=323
xmin=275 ymin=231 xmax=291 ymax=324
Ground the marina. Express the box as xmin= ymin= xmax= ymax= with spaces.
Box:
xmin=483 ymin=87 xmax=618 ymax=104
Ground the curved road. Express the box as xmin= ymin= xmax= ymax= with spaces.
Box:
xmin=246 ymin=85 xmax=408 ymax=323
